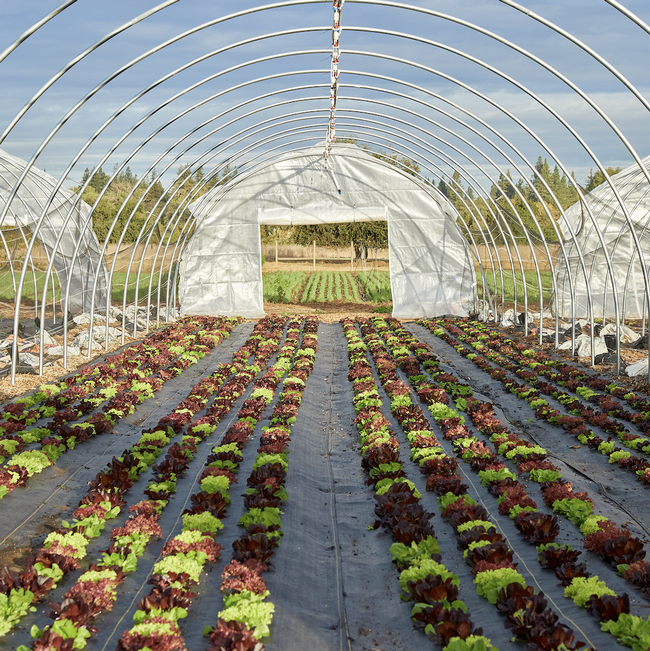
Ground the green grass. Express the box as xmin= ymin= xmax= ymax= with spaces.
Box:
xmin=112 ymin=272 xmax=171 ymax=303
xmin=476 ymin=269 xmax=554 ymax=306
xmin=0 ymin=270 xmax=170 ymax=305
xmin=0 ymin=270 xmax=61 ymax=303
xmin=357 ymin=271 xmax=392 ymax=303
xmin=263 ymin=271 xmax=306 ymax=303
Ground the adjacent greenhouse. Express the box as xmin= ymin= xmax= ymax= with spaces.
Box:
xmin=0 ymin=148 xmax=108 ymax=315
xmin=555 ymin=156 xmax=650 ymax=321
xmin=180 ymin=142 xmax=477 ymax=318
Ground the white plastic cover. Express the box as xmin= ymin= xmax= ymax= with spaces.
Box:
xmin=554 ymin=156 xmax=650 ymax=319
xmin=180 ymin=143 xmax=477 ymax=318
xmin=0 ymin=148 xmax=108 ymax=314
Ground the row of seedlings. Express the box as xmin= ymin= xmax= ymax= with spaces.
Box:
xmin=0 ymin=317 xmax=197 ymax=429
xmin=0 ymin=316 xmax=232 ymax=453
xmin=111 ymin=317 xmax=287 ymax=651
xmin=423 ymin=319 xmax=650 ymax=483
xmin=0 ymin=356 xmax=234 ymax=639
xmin=113 ymin=317 xmax=304 ymax=649
xmin=341 ymin=317 xmax=494 ymax=651
xmin=298 ymin=272 xmax=362 ymax=304
xmin=418 ymin=319 xmax=650 ymax=594
xmin=384 ymin=317 xmax=650 ymax=650
xmin=453 ymin=321 xmax=650 ymax=453
xmin=0 ymin=319 xmax=244 ymax=636
xmin=0 ymin=317 xmax=241 ymax=497
xmin=450 ymin=319 xmax=650 ymax=440
xmin=204 ymin=316 xmax=319 ymax=649
xmin=360 ymin=316 xmax=592 ymax=651
xmin=5 ymin=316 xmax=284 ymax=647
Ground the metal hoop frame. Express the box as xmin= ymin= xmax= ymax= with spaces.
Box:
xmin=0 ymin=0 xmax=648 ymax=382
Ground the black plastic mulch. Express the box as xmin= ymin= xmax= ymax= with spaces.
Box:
xmin=1 ymin=321 xmax=255 ymax=650
xmin=269 ymin=322 xmax=425 ymax=651
xmin=4 ymin=319 xmax=650 ymax=650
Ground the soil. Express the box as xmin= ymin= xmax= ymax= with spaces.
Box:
xmin=0 ymin=321 xmax=138 ymax=404
xmin=496 ymin=322 xmax=650 ymax=396
xmin=264 ymin=301 xmax=388 ymax=323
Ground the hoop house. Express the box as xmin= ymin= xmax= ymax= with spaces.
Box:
xmin=179 ymin=143 xmax=477 ymax=319
xmin=0 ymin=148 xmax=107 ymax=315
xmin=554 ymin=156 xmax=650 ymax=320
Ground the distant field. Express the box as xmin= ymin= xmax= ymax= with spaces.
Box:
xmin=263 ymin=270 xmax=371 ymax=304
xmin=476 ymin=269 xmax=554 ymax=305
xmin=263 ymin=268 xmax=554 ymax=308
xmin=0 ymin=271 xmax=170 ymax=305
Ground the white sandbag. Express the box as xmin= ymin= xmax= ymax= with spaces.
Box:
xmin=576 ymin=336 xmax=608 ymax=358
xmin=73 ymin=312 xmax=109 ymax=325
xmin=37 ymin=330 xmax=57 ymax=346
xmin=600 ymin=323 xmax=639 ymax=343
xmin=124 ymin=305 xmax=150 ymax=320
xmin=476 ymin=300 xmax=493 ymax=322
xmin=91 ymin=326 xmax=122 ymax=345
xmin=626 ymin=357 xmax=649 ymax=377
xmin=47 ymin=345 xmax=80 ymax=357
xmin=18 ymin=352 xmax=40 ymax=366
xmin=558 ymin=334 xmax=590 ymax=351
xmin=71 ymin=330 xmax=102 ymax=350
xmin=500 ymin=308 xmax=515 ymax=327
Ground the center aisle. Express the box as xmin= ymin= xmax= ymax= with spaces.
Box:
xmin=268 ymin=322 xmax=423 ymax=651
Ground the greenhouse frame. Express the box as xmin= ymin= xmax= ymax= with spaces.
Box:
xmin=0 ymin=0 xmax=649 ymax=380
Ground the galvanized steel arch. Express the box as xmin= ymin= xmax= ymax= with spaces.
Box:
xmin=0 ymin=0 xmax=648 ymax=381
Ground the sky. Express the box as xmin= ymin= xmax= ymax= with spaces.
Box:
xmin=0 ymin=0 xmax=649 ymax=193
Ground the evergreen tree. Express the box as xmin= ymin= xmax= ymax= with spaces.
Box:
xmin=585 ymin=166 xmax=622 ymax=192
xmin=87 ymin=167 xmax=110 ymax=193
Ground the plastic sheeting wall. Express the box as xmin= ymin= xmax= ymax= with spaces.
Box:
xmin=179 ymin=144 xmax=477 ymax=319
xmin=0 ymin=149 xmax=108 ymax=315
xmin=554 ymin=156 xmax=650 ymax=320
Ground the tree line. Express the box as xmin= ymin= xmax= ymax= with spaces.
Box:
xmin=441 ymin=158 xmax=622 ymax=245
xmin=75 ymin=150 xmax=621 ymax=248
xmin=73 ymin=163 xmax=236 ymax=244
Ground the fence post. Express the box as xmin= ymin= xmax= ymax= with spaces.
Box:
xmin=313 ymin=240 xmax=316 ymax=270
xmin=350 ymin=240 xmax=353 ymax=272
xmin=275 ymin=240 xmax=278 ymax=270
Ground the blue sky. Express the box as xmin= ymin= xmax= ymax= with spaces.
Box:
xmin=0 ymin=0 xmax=649 ymax=192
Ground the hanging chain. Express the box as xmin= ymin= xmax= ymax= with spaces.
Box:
xmin=325 ymin=0 xmax=343 ymax=169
